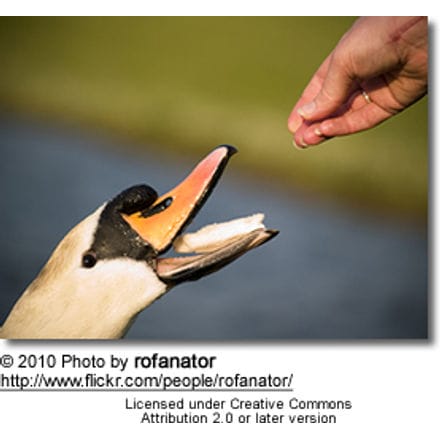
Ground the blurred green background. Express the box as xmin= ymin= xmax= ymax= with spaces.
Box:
xmin=0 ymin=16 xmax=428 ymax=221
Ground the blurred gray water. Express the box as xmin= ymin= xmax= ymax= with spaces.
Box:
xmin=0 ymin=115 xmax=428 ymax=339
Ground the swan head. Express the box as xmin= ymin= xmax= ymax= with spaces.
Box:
xmin=0 ymin=145 xmax=277 ymax=339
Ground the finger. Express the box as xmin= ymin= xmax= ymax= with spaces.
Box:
xmin=292 ymin=122 xmax=309 ymax=148
xmin=287 ymin=55 xmax=332 ymax=134
xmin=293 ymin=86 xmax=368 ymax=147
xmin=297 ymin=52 xmax=357 ymax=122
xmin=293 ymin=120 xmax=329 ymax=148
xmin=288 ymin=77 xmax=324 ymax=134
xmin=318 ymin=103 xmax=392 ymax=137
xmin=288 ymin=98 xmax=311 ymax=135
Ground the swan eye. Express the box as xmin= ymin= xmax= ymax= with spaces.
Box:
xmin=82 ymin=252 xmax=97 ymax=268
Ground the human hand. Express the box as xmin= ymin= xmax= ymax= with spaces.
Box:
xmin=288 ymin=16 xmax=428 ymax=148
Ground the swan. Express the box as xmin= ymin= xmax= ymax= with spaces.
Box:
xmin=0 ymin=145 xmax=277 ymax=339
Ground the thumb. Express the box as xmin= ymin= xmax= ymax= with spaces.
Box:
xmin=298 ymin=57 xmax=356 ymax=121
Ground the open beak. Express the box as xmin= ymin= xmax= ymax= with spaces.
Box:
xmin=122 ymin=145 xmax=278 ymax=284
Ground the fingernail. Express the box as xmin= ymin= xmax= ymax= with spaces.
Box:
xmin=314 ymin=127 xmax=323 ymax=136
xmin=292 ymin=138 xmax=307 ymax=150
xmin=292 ymin=137 xmax=308 ymax=149
xmin=299 ymin=137 xmax=308 ymax=148
xmin=288 ymin=117 xmax=302 ymax=133
xmin=297 ymin=101 xmax=316 ymax=118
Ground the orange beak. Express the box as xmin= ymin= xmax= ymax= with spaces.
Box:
xmin=122 ymin=145 xmax=237 ymax=253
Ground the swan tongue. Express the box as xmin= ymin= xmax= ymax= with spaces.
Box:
xmin=122 ymin=145 xmax=236 ymax=254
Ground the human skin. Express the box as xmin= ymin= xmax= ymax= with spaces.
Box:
xmin=287 ymin=16 xmax=428 ymax=148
